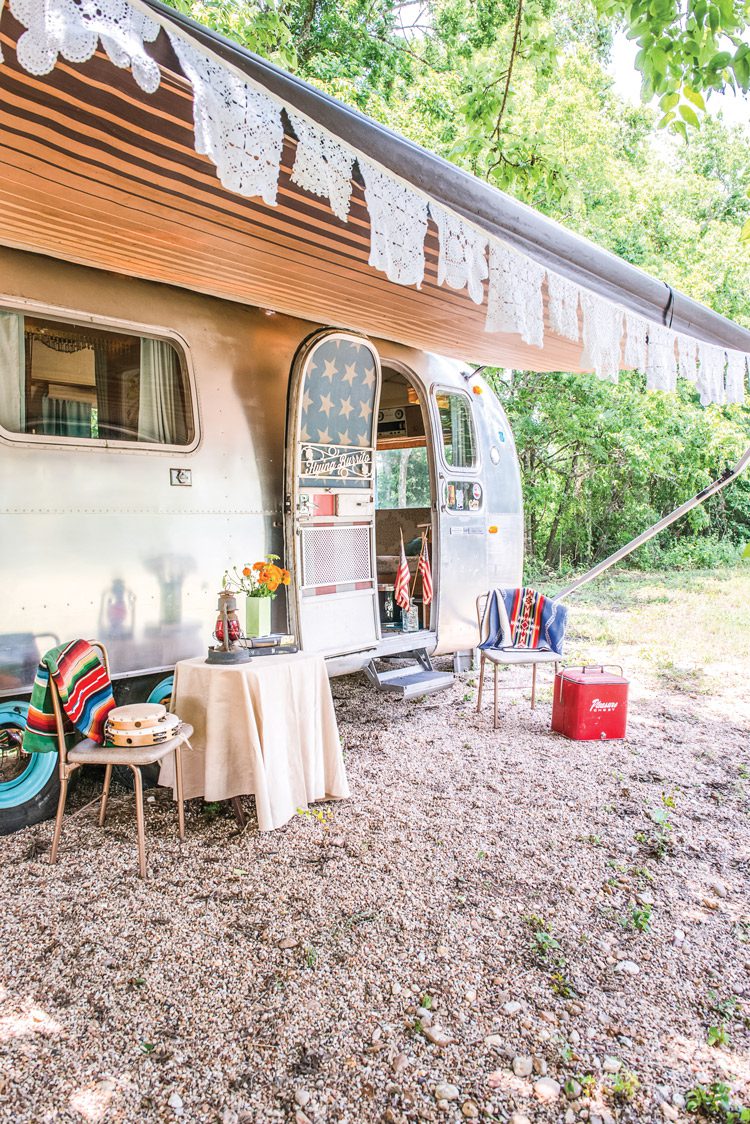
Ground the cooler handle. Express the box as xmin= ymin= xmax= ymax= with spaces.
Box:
xmin=556 ymin=664 xmax=624 ymax=703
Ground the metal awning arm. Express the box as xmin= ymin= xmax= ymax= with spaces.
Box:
xmin=554 ymin=443 xmax=750 ymax=602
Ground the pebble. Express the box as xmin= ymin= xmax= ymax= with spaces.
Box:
xmin=533 ymin=1057 xmax=547 ymax=1075
xmin=673 ymin=929 xmax=686 ymax=944
xmin=710 ymin=879 xmax=728 ymax=897
xmin=533 ymin=1077 xmax=561 ymax=1102
xmin=487 ymin=1071 xmax=504 ymax=1089
xmin=168 ymin=1093 xmax=184 ymax=1116
xmin=424 ymin=1026 xmax=455 ymax=1048
xmin=566 ymin=1079 xmax=582 ymax=1099
xmin=512 ymin=1056 xmax=533 ymax=1077
xmin=614 ymin=960 xmax=640 ymax=975
xmin=434 ymin=1083 xmax=460 ymax=1102
xmin=673 ymin=1093 xmax=686 ymax=1108
xmin=278 ymin=937 xmax=298 ymax=950
xmin=295 ymin=1090 xmax=310 ymax=1108
xmin=702 ymin=898 xmax=719 ymax=911
xmin=483 ymin=1035 xmax=506 ymax=1049
xmin=504 ymin=1001 xmax=523 ymax=1015
xmin=603 ymin=1057 xmax=621 ymax=1073
xmin=509 ymin=1116 xmax=532 ymax=1124
xmin=392 ymin=1054 xmax=409 ymax=1076
xmin=565 ymin=1111 xmax=576 ymax=1124
xmin=461 ymin=1101 xmax=479 ymax=1118
xmin=661 ymin=1104 xmax=679 ymax=1121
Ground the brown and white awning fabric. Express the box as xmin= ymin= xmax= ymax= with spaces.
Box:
xmin=0 ymin=0 xmax=748 ymax=404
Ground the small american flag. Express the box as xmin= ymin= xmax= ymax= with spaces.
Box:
xmin=394 ymin=531 xmax=411 ymax=610
xmin=418 ymin=540 xmax=433 ymax=605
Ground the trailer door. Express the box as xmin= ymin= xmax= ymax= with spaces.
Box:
xmin=286 ymin=333 xmax=382 ymax=655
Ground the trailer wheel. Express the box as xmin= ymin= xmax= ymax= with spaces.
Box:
xmin=0 ymin=701 xmax=60 ymax=836
xmin=112 ymin=675 xmax=176 ymax=792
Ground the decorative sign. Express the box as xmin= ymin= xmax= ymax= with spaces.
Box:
xmin=300 ymin=443 xmax=373 ymax=482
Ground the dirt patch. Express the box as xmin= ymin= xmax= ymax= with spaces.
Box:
xmin=1 ymin=573 xmax=749 ymax=1124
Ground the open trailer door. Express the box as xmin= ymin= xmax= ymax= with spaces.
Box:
xmin=286 ymin=332 xmax=382 ymax=655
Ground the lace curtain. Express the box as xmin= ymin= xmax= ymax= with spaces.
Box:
xmin=547 ymin=272 xmax=580 ymax=342
xmin=429 ymin=204 xmax=488 ymax=305
xmin=580 ymin=293 xmax=624 ymax=382
xmin=138 ymin=339 xmax=188 ymax=444
xmin=288 ymin=112 xmax=355 ymax=223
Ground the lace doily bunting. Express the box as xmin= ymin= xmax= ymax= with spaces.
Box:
xmin=169 ymin=32 xmax=284 ymax=206
xmin=485 ymin=241 xmax=544 ymax=347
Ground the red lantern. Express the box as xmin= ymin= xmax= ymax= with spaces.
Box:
xmin=214 ymin=590 xmax=241 ymax=648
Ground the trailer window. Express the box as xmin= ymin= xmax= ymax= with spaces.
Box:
xmin=435 ymin=392 xmax=477 ymax=469
xmin=376 ymin=447 xmax=431 ymax=509
xmin=0 ymin=310 xmax=194 ymax=445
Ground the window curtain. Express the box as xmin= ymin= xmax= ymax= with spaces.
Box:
xmin=450 ymin=396 xmax=471 ymax=467
xmin=138 ymin=339 xmax=187 ymax=444
xmin=0 ymin=311 xmax=25 ymax=432
xmin=41 ymin=396 xmax=91 ymax=437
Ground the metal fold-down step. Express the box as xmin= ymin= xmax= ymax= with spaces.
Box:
xmin=364 ymin=649 xmax=454 ymax=699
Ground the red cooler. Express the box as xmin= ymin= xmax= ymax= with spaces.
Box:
xmin=551 ymin=665 xmax=629 ymax=740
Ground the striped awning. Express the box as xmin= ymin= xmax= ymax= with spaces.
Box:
xmin=0 ymin=0 xmax=747 ymax=403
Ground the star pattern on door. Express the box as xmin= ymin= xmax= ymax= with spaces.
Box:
xmin=301 ymin=339 xmax=377 ymax=450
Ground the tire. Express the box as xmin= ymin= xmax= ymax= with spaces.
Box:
xmin=112 ymin=675 xmax=175 ymax=792
xmin=0 ymin=701 xmax=60 ymax=836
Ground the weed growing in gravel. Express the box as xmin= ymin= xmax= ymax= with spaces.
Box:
xmin=297 ymin=805 xmax=334 ymax=831
xmin=303 ymin=945 xmax=318 ymax=969
xmin=685 ymin=1081 xmax=750 ymax=1121
xmin=526 ymin=915 xmax=561 ymax=959
xmin=707 ymin=1024 xmax=730 ymax=1047
xmin=526 ymin=916 xmax=578 ymax=999
xmin=623 ymin=904 xmax=653 ymax=932
xmin=608 ymin=1069 xmax=640 ymax=1103
xmin=636 ymin=793 xmax=676 ymax=859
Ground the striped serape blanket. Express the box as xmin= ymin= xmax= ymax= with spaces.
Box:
xmin=22 ymin=640 xmax=115 ymax=754
xmin=479 ymin=588 xmax=568 ymax=655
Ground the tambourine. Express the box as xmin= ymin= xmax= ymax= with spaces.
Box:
xmin=105 ymin=703 xmax=181 ymax=747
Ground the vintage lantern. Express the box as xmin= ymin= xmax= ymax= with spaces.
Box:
xmin=207 ymin=590 xmax=249 ymax=664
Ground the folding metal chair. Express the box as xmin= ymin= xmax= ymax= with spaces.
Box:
xmin=48 ymin=641 xmax=192 ymax=878
xmin=475 ymin=593 xmax=560 ymax=728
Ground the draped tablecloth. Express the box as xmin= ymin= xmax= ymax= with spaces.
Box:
xmin=159 ymin=653 xmax=349 ymax=831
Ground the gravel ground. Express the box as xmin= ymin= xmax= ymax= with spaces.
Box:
xmin=2 ymin=578 xmax=749 ymax=1124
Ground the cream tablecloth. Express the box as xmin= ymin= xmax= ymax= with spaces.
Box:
xmin=159 ymin=652 xmax=349 ymax=831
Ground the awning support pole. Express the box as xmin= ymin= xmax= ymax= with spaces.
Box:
xmin=554 ymin=443 xmax=750 ymax=602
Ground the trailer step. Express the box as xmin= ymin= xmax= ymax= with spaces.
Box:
xmin=364 ymin=650 xmax=454 ymax=699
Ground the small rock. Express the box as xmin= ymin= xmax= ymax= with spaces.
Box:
xmin=424 ymin=1026 xmax=456 ymax=1048
xmin=673 ymin=929 xmax=686 ymax=944
xmin=487 ymin=1071 xmax=504 ymax=1090
xmin=614 ymin=960 xmax=640 ymax=975
xmin=702 ymin=898 xmax=719 ymax=911
xmin=278 ymin=937 xmax=299 ymax=950
xmin=295 ymin=1113 xmax=311 ymax=1124
xmin=483 ymin=1034 xmax=506 ymax=1049
xmin=434 ymin=1083 xmax=460 ymax=1102
xmin=512 ymin=1056 xmax=533 ymax=1078
xmin=672 ymin=1093 xmax=686 ymax=1109
xmin=168 ymin=1093 xmax=184 ymax=1116
xmin=504 ymin=1001 xmax=523 ymax=1016
xmin=533 ymin=1056 xmax=547 ymax=1076
xmin=661 ymin=1104 xmax=679 ymax=1121
xmin=461 ymin=1101 xmax=479 ymax=1118
xmin=509 ymin=1115 xmax=532 ymax=1124
xmin=534 ymin=1077 xmax=561 ymax=1103
xmin=391 ymin=982 xmax=402 ymax=996
xmin=566 ymin=1079 xmax=582 ymax=1099
xmin=295 ymin=1090 xmax=310 ymax=1108
xmin=710 ymin=879 xmax=728 ymax=898
xmin=565 ymin=1111 xmax=576 ymax=1124
xmin=392 ymin=1054 xmax=409 ymax=1076
xmin=603 ymin=1057 xmax=621 ymax=1073
xmin=436 ymin=945 xmax=450 ymax=957
xmin=464 ymin=989 xmax=477 ymax=1003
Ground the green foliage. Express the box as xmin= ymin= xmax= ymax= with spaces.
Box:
xmin=686 ymin=1082 xmax=750 ymax=1121
xmin=489 ymin=368 xmax=750 ymax=575
xmin=627 ymin=903 xmax=653 ymax=931
xmin=609 ymin=1069 xmax=640 ymax=1102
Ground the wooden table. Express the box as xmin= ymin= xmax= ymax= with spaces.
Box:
xmin=159 ymin=652 xmax=349 ymax=831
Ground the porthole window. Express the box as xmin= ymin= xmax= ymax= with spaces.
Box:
xmin=0 ymin=309 xmax=194 ymax=446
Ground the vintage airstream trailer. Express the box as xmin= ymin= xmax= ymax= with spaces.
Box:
xmin=1 ymin=0 xmax=749 ymax=833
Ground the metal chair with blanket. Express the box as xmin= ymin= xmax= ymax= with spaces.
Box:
xmin=475 ymin=589 xmax=566 ymax=728
xmin=46 ymin=641 xmax=192 ymax=878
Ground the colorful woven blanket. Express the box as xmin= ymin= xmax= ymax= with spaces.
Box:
xmin=479 ymin=588 xmax=568 ymax=655
xmin=22 ymin=640 xmax=115 ymax=754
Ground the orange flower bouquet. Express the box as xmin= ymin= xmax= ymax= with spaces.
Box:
xmin=224 ymin=554 xmax=291 ymax=599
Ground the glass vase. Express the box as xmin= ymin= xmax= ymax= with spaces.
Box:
xmin=246 ymin=595 xmax=272 ymax=638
